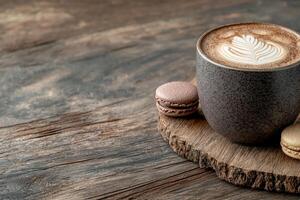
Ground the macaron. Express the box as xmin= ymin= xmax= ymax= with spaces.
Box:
xmin=280 ymin=123 xmax=300 ymax=159
xmin=155 ymin=81 xmax=199 ymax=117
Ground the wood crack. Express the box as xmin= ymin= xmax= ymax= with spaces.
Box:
xmin=90 ymin=168 xmax=202 ymax=199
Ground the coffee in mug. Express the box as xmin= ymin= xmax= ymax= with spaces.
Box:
xmin=200 ymin=23 xmax=300 ymax=70
xmin=196 ymin=22 xmax=300 ymax=144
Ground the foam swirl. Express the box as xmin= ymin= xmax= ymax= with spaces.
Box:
xmin=218 ymin=35 xmax=286 ymax=65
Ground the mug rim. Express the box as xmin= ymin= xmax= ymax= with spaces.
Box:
xmin=196 ymin=22 xmax=300 ymax=72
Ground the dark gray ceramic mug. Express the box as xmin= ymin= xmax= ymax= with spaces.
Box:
xmin=196 ymin=23 xmax=300 ymax=145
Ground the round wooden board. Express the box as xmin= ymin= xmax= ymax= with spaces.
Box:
xmin=158 ymin=111 xmax=300 ymax=194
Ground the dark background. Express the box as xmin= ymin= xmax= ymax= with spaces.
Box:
xmin=0 ymin=0 xmax=299 ymax=199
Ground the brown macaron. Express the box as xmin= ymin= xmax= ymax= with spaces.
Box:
xmin=155 ymin=81 xmax=199 ymax=117
xmin=281 ymin=123 xmax=300 ymax=160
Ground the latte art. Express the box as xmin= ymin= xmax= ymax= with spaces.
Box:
xmin=218 ymin=35 xmax=286 ymax=65
xmin=200 ymin=23 xmax=300 ymax=69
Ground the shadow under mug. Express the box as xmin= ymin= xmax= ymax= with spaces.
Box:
xmin=196 ymin=23 xmax=300 ymax=145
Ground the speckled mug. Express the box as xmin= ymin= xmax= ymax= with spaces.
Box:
xmin=196 ymin=23 xmax=300 ymax=145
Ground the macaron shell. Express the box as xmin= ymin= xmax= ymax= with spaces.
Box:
xmin=155 ymin=81 xmax=198 ymax=104
xmin=281 ymin=123 xmax=300 ymax=149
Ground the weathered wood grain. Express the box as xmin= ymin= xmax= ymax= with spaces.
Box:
xmin=159 ymin=112 xmax=300 ymax=194
xmin=0 ymin=0 xmax=300 ymax=199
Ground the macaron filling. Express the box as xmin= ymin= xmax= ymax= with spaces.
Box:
xmin=156 ymin=101 xmax=198 ymax=113
xmin=155 ymin=97 xmax=199 ymax=108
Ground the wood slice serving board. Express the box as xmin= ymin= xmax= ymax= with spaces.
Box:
xmin=158 ymin=110 xmax=300 ymax=194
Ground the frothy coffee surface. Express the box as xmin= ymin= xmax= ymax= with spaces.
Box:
xmin=200 ymin=23 xmax=300 ymax=69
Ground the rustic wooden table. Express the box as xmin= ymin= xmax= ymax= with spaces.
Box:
xmin=1 ymin=0 xmax=300 ymax=199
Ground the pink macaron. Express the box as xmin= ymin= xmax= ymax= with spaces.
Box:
xmin=155 ymin=81 xmax=199 ymax=117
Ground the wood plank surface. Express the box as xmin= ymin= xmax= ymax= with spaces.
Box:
xmin=0 ymin=0 xmax=300 ymax=199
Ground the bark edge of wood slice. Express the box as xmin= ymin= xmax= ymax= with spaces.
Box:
xmin=158 ymin=111 xmax=300 ymax=194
